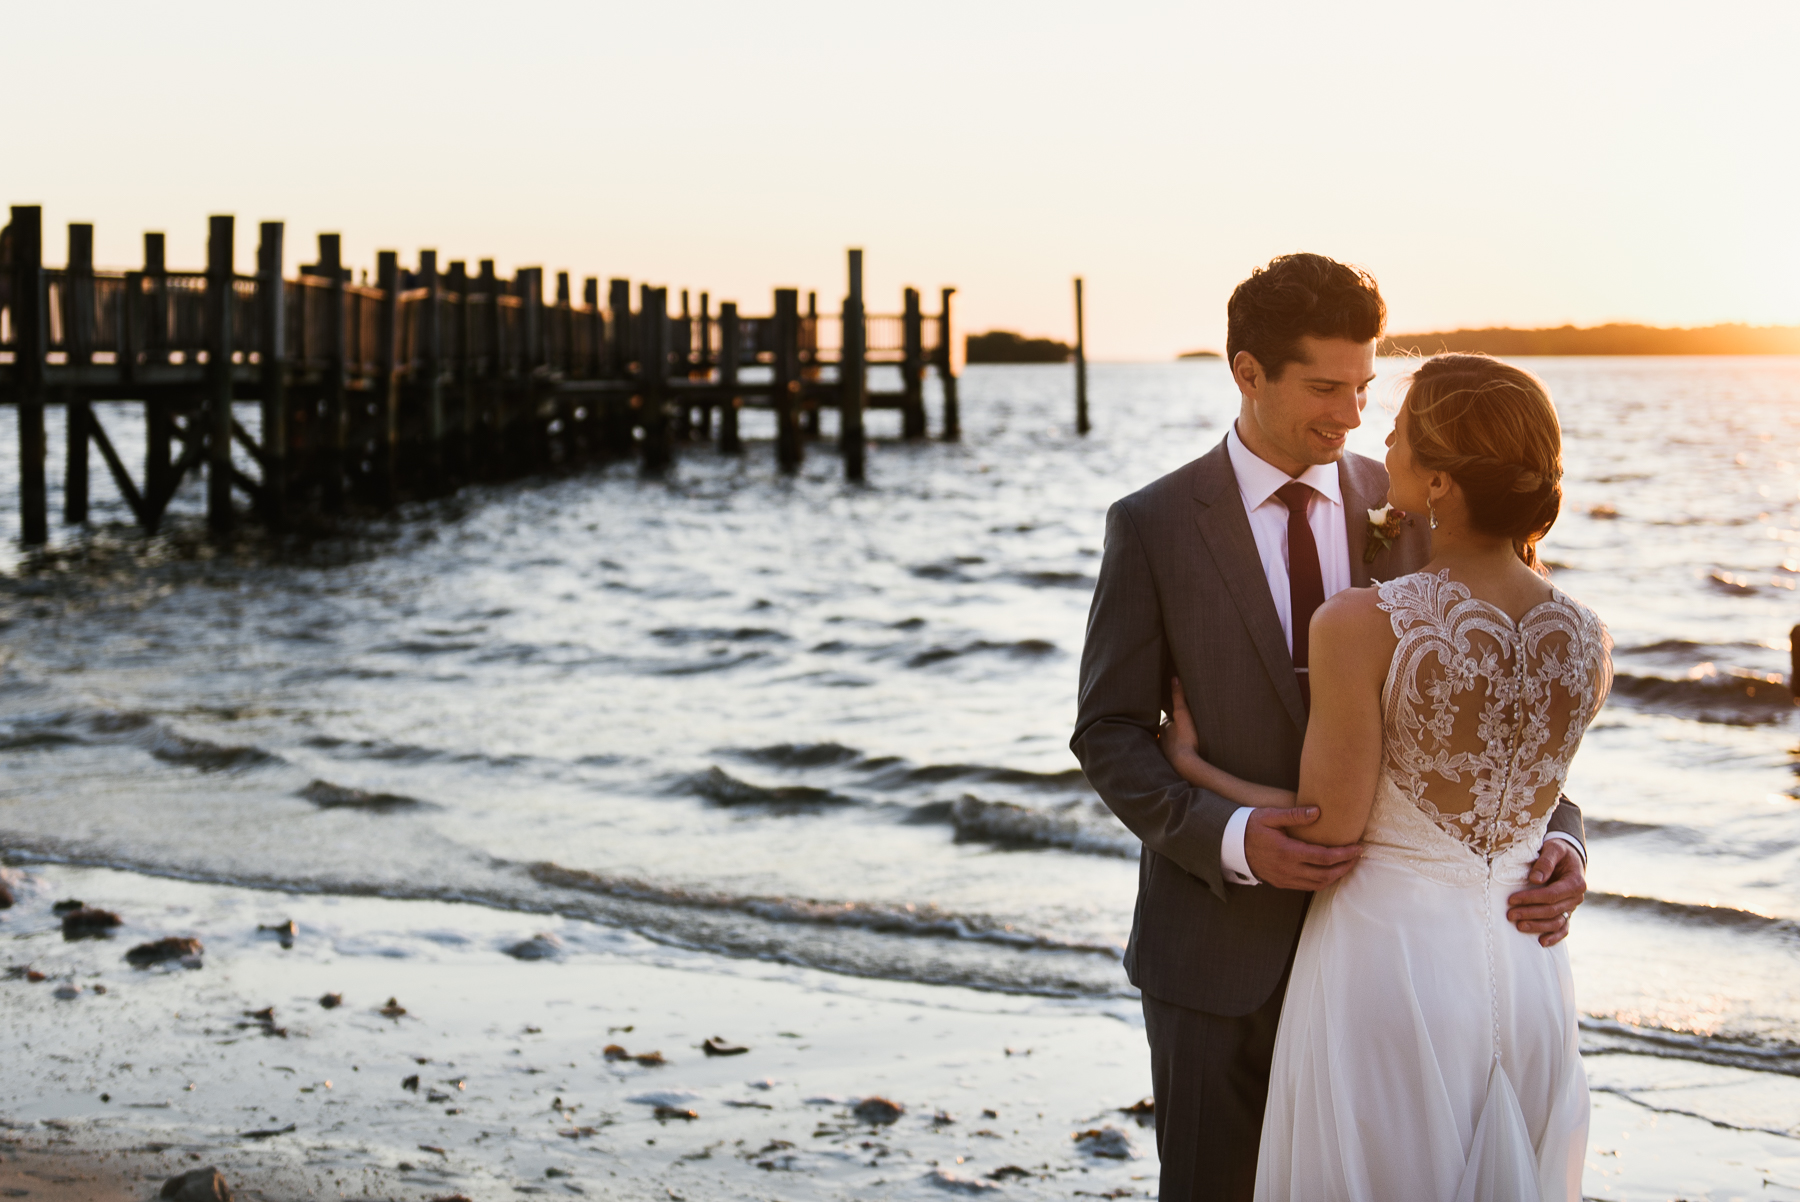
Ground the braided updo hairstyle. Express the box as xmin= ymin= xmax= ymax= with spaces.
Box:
xmin=1402 ymin=354 xmax=1564 ymax=571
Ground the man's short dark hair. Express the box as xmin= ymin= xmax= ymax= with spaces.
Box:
xmin=1225 ymin=253 xmax=1386 ymax=382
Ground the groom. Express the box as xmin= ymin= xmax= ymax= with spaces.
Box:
xmin=1071 ymin=254 xmax=1589 ymax=1201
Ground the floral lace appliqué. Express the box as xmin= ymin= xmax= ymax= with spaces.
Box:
xmin=1376 ymin=571 xmax=1612 ymax=861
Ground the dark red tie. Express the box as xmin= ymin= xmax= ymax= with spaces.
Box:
xmin=1277 ymin=482 xmax=1324 ymax=711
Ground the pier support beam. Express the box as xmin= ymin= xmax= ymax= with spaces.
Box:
xmin=143 ymin=233 xmax=174 ymax=520
xmin=938 ymin=287 xmax=960 ymax=441
xmin=205 ymin=215 xmax=235 ymax=533
xmin=640 ymin=285 xmax=672 ymax=474
xmin=11 ymin=206 xmax=48 ymax=546
xmin=1074 ymin=276 xmax=1089 ymax=436
xmin=773 ymin=288 xmax=803 ymax=473
xmin=63 ymin=223 xmax=95 ymax=525
xmin=319 ymin=233 xmax=348 ymax=511
xmin=257 ymin=222 xmax=287 ymax=523
xmin=418 ymin=250 xmax=444 ymax=493
xmin=605 ymin=278 xmax=635 ymax=458
xmin=718 ymin=302 xmax=742 ymax=454
xmin=901 ymin=286 xmax=925 ymax=439
xmin=839 ymin=251 xmax=866 ymax=482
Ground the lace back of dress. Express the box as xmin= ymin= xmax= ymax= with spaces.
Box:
xmin=1377 ymin=571 xmax=1611 ymax=861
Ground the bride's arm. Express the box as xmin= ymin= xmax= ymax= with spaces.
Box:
xmin=1291 ymin=591 xmax=1392 ymax=847
xmin=1159 ymin=677 xmax=1298 ymax=810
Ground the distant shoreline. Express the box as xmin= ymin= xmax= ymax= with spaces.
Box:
xmin=1380 ymin=322 xmax=1800 ymax=356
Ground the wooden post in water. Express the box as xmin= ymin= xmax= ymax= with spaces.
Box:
xmin=580 ymin=277 xmax=603 ymax=458
xmin=640 ymin=285 xmax=671 ymax=473
xmin=802 ymin=291 xmax=821 ymax=440
xmin=62 ymin=223 xmax=95 ymax=525
xmin=696 ymin=291 xmax=713 ymax=439
xmin=718 ymin=301 xmax=742 ymax=454
xmin=478 ymin=259 xmax=503 ymax=479
xmin=673 ymin=289 xmax=692 ymax=442
xmin=446 ymin=259 xmax=472 ymax=483
xmin=773 ymin=288 xmax=803 ymax=472
xmin=376 ymin=251 xmax=404 ymax=502
xmin=204 ymin=215 xmax=235 ymax=533
xmin=319 ymin=233 xmax=348 ymax=511
xmin=257 ymin=222 xmax=287 ymax=523
xmin=901 ymin=286 xmax=925 ymax=439
xmin=143 ymin=233 xmax=173 ymax=515
xmin=417 ymin=249 xmax=444 ymax=493
xmin=938 ymin=287 xmax=960 ymax=441
xmin=1074 ymin=276 xmax=1089 ymax=436
xmin=605 ymin=278 xmax=634 ymax=458
xmin=839 ymin=250 xmax=867 ymax=482
xmin=11 ymin=206 xmax=48 ymax=546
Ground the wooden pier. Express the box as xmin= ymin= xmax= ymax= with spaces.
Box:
xmin=0 ymin=206 xmax=961 ymax=545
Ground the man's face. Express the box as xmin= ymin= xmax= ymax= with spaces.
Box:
xmin=1232 ymin=335 xmax=1375 ymax=476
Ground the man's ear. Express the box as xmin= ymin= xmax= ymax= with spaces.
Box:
xmin=1232 ymin=351 xmax=1264 ymax=397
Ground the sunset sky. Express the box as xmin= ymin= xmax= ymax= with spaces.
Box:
xmin=8 ymin=0 xmax=1796 ymax=360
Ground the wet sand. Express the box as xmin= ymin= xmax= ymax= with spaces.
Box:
xmin=5 ymin=860 xmax=1799 ymax=1201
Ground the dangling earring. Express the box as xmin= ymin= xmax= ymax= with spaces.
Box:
xmin=1428 ymin=500 xmax=1438 ymax=531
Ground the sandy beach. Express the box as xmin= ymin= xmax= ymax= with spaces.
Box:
xmin=1 ymin=859 xmax=1796 ymax=1201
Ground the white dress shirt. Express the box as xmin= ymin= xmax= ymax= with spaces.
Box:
xmin=1214 ymin=423 xmax=1583 ymax=885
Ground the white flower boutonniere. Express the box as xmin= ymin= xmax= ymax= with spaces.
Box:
xmin=1364 ymin=504 xmax=1407 ymax=564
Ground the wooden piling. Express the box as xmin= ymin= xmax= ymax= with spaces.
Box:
xmin=318 ymin=233 xmax=348 ymax=511
xmin=376 ymin=251 xmax=402 ymax=501
xmin=62 ymin=223 xmax=94 ymax=524
xmin=204 ymin=217 xmax=236 ymax=531
xmin=839 ymin=251 xmax=867 ymax=482
xmin=802 ymin=291 xmax=821 ymax=440
xmin=718 ymin=301 xmax=742 ymax=454
xmin=257 ymin=223 xmax=287 ymax=522
xmin=445 ymin=259 xmax=472 ymax=483
xmin=142 ymin=233 xmax=173 ymax=517
xmin=938 ymin=287 xmax=960 ymax=441
xmin=11 ymin=206 xmax=48 ymax=545
xmin=774 ymin=288 xmax=803 ymax=472
xmin=901 ymin=286 xmax=925 ymax=439
xmin=416 ymin=250 xmax=444 ymax=492
xmin=605 ymin=278 xmax=634 ymax=458
xmin=1074 ymin=276 xmax=1089 ymax=436
xmin=696 ymin=292 xmax=713 ymax=439
xmin=640 ymin=286 xmax=672 ymax=473
xmin=581 ymin=276 xmax=603 ymax=456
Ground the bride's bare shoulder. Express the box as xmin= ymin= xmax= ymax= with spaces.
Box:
xmin=1312 ymin=588 xmax=1400 ymax=668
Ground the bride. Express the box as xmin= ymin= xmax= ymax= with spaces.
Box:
xmin=1159 ymin=354 xmax=1612 ymax=1201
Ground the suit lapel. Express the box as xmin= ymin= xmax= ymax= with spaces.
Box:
xmin=1191 ymin=441 xmax=1307 ymax=732
xmin=1340 ymin=455 xmax=1379 ymax=589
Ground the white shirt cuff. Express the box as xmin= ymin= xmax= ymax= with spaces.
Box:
xmin=1222 ymin=806 xmax=1259 ymax=886
xmin=1544 ymin=830 xmax=1586 ymax=864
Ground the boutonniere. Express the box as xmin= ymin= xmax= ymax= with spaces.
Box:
xmin=1363 ymin=504 xmax=1408 ymax=564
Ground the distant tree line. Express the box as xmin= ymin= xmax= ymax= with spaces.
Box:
xmin=966 ymin=330 xmax=1071 ymax=363
xmin=1381 ymin=323 xmax=1800 ymax=356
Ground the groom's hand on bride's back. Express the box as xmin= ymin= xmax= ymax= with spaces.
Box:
xmin=1244 ymin=806 xmax=1361 ymax=891
xmin=1506 ymin=839 xmax=1586 ymax=948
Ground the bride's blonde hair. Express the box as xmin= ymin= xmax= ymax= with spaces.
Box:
xmin=1401 ymin=354 xmax=1563 ymax=571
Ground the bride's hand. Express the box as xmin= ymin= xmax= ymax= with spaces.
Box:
xmin=1159 ymin=677 xmax=1203 ymax=774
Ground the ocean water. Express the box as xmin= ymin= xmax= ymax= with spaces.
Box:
xmin=0 ymin=358 xmax=1797 ymax=1107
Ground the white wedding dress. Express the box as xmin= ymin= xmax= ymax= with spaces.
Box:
xmin=1255 ymin=571 xmax=1612 ymax=1202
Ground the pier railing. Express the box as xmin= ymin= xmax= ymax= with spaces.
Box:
xmin=0 ymin=207 xmax=960 ymax=544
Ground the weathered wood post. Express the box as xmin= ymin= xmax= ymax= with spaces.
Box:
xmin=839 ymin=250 xmax=867 ymax=482
xmin=205 ymin=215 xmax=235 ymax=532
xmin=604 ymin=278 xmax=634 ymax=457
xmin=517 ymin=266 xmax=544 ymax=472
xmin=640 ymin=285 xmax=672 ymax=473
xmin=257 ymin=222 xmax=287 ymax=523
xmin=802 ymin=291 xmax=821 ymax=440
xmin=718 ymin=301 xmax=742 ymax=454
xmin=938 ymin=287 xmax=960 ymax=440
xmin=62 ymin=223 xmax=95 ymax=524
xmin=1074 ymin=276 xmax=1089 ymax=435
xmin=11 ymin=206 xmax=48 ymax=545
xmin=375 ymin=250 xmax=402 ymax=502
xmin=446 ymin=259 xmax=472 ymax=483
xmin=581 ymin=276 xmax=603 ymax=459
xmin=478 ymin=259 xmax=503 ymax=479
xmin=143 ymin=233 xmax=173 ymax=513
xmin=673 ymin=289 xmax=692 ymax=442
xmin=417 ymin=250 xmax=445 ymax=493
xmin=696 ymin=291 xmax=713 ymax=439
xmin=319 ymin=233 xmax=348 ymax=511
xmin=774 ymin=288 xmax=803 ymax=472
xmin=902 ymin=286 xmax=926 ymax=439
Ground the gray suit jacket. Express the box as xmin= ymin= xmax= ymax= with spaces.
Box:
xmin=1072 ymin=437 xmax=1584 ymax=1016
